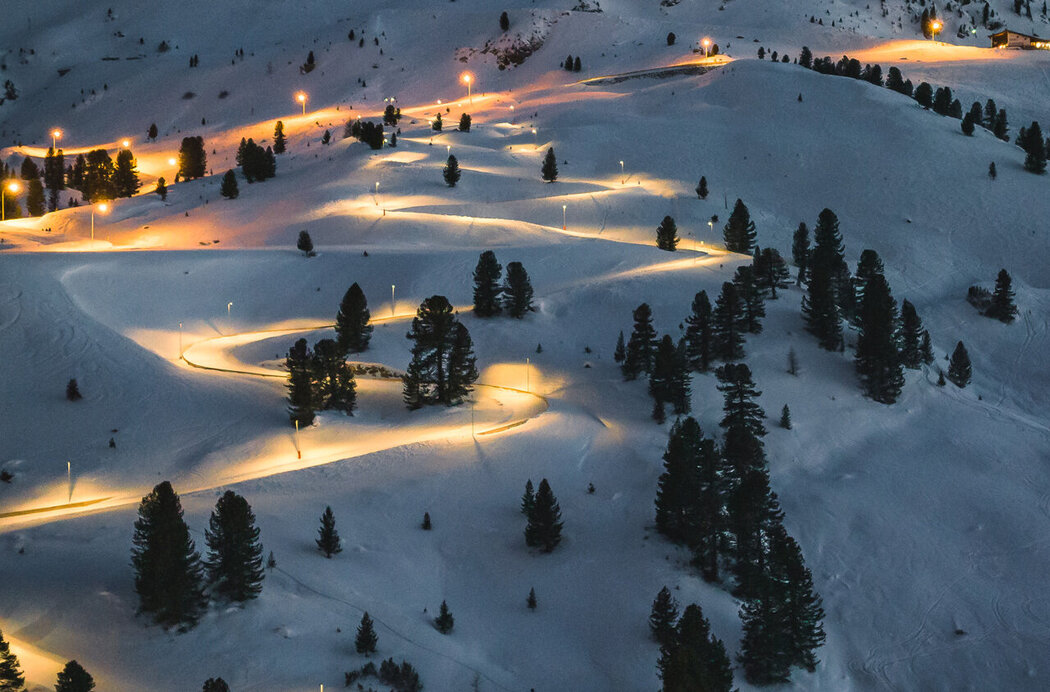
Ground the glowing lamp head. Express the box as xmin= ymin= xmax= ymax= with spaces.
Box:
xmin=702 ymin=38 xmax=711 ymax=47
xmin=121 ymin=139 xmax=131 ymax=148
xmin=5 ymin=181 xmax=20 ymax=194
xmin=51 ymin=129 xmax=62 ymax=139
xmin=461 ymin=72 xmax=472 ymax=85
xmin=296 ymin=92 xmax=307 ymax=103
xmin=931 ymin=20 xmax=942 ymax=31
xmin=97 ymin=202 xmax=109 ymax=213
xmin=168 ymin=157 xmax=177 ymax=166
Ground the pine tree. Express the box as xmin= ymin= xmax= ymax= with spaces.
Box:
xmin=649 ymin=587 xmax=680 ymax=648
xmin=994 ymin=108 xmax=1010 ymax=141
xmin=458 ymin=113 xmax=471 ymax=132
xmin=986 ymin=269 xmax=1018 ymax=322
xmin=733 ymin=266 xmax=765 ymax=334
xmin=541 ymin=147 xmax=558 ymax=182
xmin=311 ymin=338 xmax=357 ymax=414
xmin=521 ymin=479 xmax=535 ymax=516
xmin=670 ymin=339 xmax=692 ymax=415
xmin=658 ymin=604 xmax=734 ymax=692
xmin=712 ymin=282 xmax=745 ymax=362
xmin=148 ymin=123 xmax=159 ymax=140
xmin=898 ymin=300 xmax=924 ymax=369
xmin=753 ymin=247 xmax=790 ymax=299
xmin=335 ymin=283 xmax=373 ymax=354
xmin=131 ymin=481 xmax=206 ymax=628
xmin=738 ymin=582 xmax=793 ymax=685
xmin=855 ymin=274 xmax=904 ymax=404
xmin=220 ymin=170 xmax=239 ymax=199
xmin=614 ymin=331 xmax=626 ymax=364
xmin=649 ymin=335 xmax=677 ymax=416
xmin=564 ymin=55 xmax=574 ymax=71
xmin=684 ymin=290 xmax=714 ymax=372
xmin=696 ymin=176 xmax=708 ymax=199
xmin=177 ymin=136 xmax=207 ymax=180
xmin=82 ymin=148 xmax=115 ymax=202
xmin=443 ymin=154 xmax=461 ymax=187
xmin=356 ymin=612 xmax=378 ymax=655
xmin=728 ymin=468 xmax=784 ymax=600
xmin=205 ymin=490 xmax=265 ymax=601
xmin=202 ymin=679 xmax=230 ymax=692
xmin=769 ymin=526 xmax=826 ymax=672
xmin=717 ymin=363 xmax=766 ymax=437
xmin=525 ymin=478 xmax=563 ymax=552
xmin=55 ymin=660 xmax=95 ymax=692
xmin=849 ymin=248 xmax=885 ymax=326
xmin=779 ymin=405 xmax=791 ymax=429
xmin=500 ymin=11 xmax=510 ymax=30
xmin=273 ymin=121 xmax=287 ymax=154
xmin=403 ymin=296 xmax=478 ymax=406
xmin=297 ymin=230 xmax=314 ymax=256
xmin=26 ymin=177 xmax=45 ymax=216
xmin=655 ymin=215 xmax=679 ymax=251
xmin=316 ymin=505 xmax=342 ymax=557
xmin=113 ymin=149 xmax=140 ymax=197
xmin=503 ymin=261 xmax=535 ymax=318
xmin=723 ymin=199 xmax=757 ymax=254
xmin=155 ymin=177 xmax=167 ymax=201
xmin=792 ymin=222 xmax=810 ymax=284
xmin=654 ymin=417 xmax=702 ymax=543
xmin=473 ymin=251 xmax=503 ymax=317
xmin=803 ymin=208 xmax=845 ymax=351
xmin=961 ymin=111 xmax=976 ymax=136
xmin=989 ymin=161 xmax=997 ymax=179
xmin=527 ymin=587 xmax=537 ymax=610
xmin=0 ymin=629 xmax=25 ymax=692
xmin=920 ymin=330 xmax=934 ymax=365
xmin=623 ymin=303 xmax=658 ymax=379
xmin=947 ymin=341 xmax=972 ymax=388
xmin=432 ymin=113 xmax=443 ymax=131
xmin=66 ymin=377 xmax=82 ymax=401
xmin=434 ymin=601 xmax=455 ymax=634
xmin=914 ymin=81 xmax=933 ymax=109
xmin=1023 ymin=121 xmax=1047 ymax=173
xmin=286 ymin=338 xmax=316 ymax=426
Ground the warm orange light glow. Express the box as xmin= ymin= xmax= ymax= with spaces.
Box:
xmin=51 ymin=129 xmax=62 ymax=139
xmin=931 ymin=20 xmax=942 ymax=31
xmin=121 ymin=139 xmax=131 ymax=148
xmin=97 ymin=202 xmax=109 ymax=213
xmin=461 ymin=72 xmax=472 ymax=85
xmin=168 ymin=157 xmax=177 ymax=166
xmin=702 ymin=38 xmax=711 ymax=47
xmin=296 ymin=92 xmax=306 ymax=103
xmin=5 ymin=181 xmax=19 ymax=194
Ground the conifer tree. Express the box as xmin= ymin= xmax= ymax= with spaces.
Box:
xmin=177 ymin=136 xmax=207 ymax=180
xmin=500 ymin=11 xmax=510 ymax=31
xmin=205 ymin=490 xmax=265 ymax=602
xmin=1023 ymin=121 xmax=1047 ymax=173
xmin=273 ymin=121 xmax=287 ymax=154
xmin=335 ymin=282 xmax=373 ymax=354
xmin=855 ymin=274 xmax=904 ymax=404
xmin=986 ymin=269 xmax=1018 ymax=322
xmin=432 ymin=113 xmax=443 ymax=131
xmin=753 ymin=247 xmax=790 ymax=299
xmin=55 ymin=660 xmax=95 ymax=692
xmin=723 ymin=199 xmax=757 ymax=254
xmin=779 ymin=405 xmax=791 ymax=429
xmin=473 ymin=251 xmax=503 ymax=317
xmin=696 ymin=176 xmax=708 ymax=199
xmin=443 ymin=154 xmax=461 ymax=187
xmin=614 ymin=331 xmax=626 ymax=364
xmin=220 ymin=170 xmax=239 ymax=199
xmin=155 ymin=177 xmax=167 ymax=201
xmin=961 ymin=111 xmax=976 ymax=136
xmin=564 ymin=55 xmax=574 ymax=71
xmin=712 ymin=282 xmax=745 ymax=362
xmin=654 ymin=417 xmax=703 ymax=543
xmin=768 ymin=525 xmax=826 ymax=672
xmin=684 ymin=290 xmax=714 ymax=372
xmin=947 ymin=341 xmax=971 ymax=388
xmin=733 ymin=266 xmax=765 ymax=334
xmin=286 ymin=338 xmax=316 ymax=426
xmin=574 ymin=56 xmax=582 ymax=71
xmin=82 ymin=149 xmax=115 ymax=202
xmin=623 ymin=303 xmax=658 ymax=379
xmin=656 ymin=215 xmax=679 ymax=251
xmin=899 ymin=300 xmax=925 ymax=369
xmin=521 ymin=479 xmax=535 ymax=516
xmin=914 ymin=81 xmax=933 ymax=109
xmin=717 ymin=363 xmax=766 ymax=437
xmin=25 ymin=177 xmax=45 ymax=216
xmin=670 ymin=339 xmax=692 ymax=415
xmin=984 ymin=99 xmax=998 ymax=128
xmin=356 ymin=612 xmax=378 ymax=655
xmin=738 ymin=583 xmax=793 ymax=685
xmin=994 ymin=108 xmax=1010 ymax=141
xmin=0 ymin=629 xmax=25 ymax=692
xmin=920 ymin=330 xmax=934 ymax=365
xmin=649 ymin=335 xmax=678 ymax=417
xmin=728 ymin=468 xmax=784 ymax=600
xmin=658 ymin=604 xmax=734 ymax=692
xmin=503 ymin=261 xmax=535 ymax=318
xmin=792 ymin=222 xmax=810 ymax=285
xmin=113 ymin=149 xmax=141 ymax=197
xmin=316 ymin=505 xmax=342 ymax=557
xmin=202 ymin=678 xmax=230 ymax=692
xmin=849 ymin=248 xmax=885 ymax=326
xmin=525 ymin=478 xmax=563 ymax=552
xmin=148 ymin=123 xmax=159 ymax=141
xmin=802 ymin=208 xmax=845 ymax=351
xmin=66 ymin=378 xmax=82 ymax=401
xmin=404 ymin=296 xmax=478 ymax=406
xmin=131 ymin=481 xmax=206 ymax=628
xmin=541 ymin=148 xmax=558 ymax=182
xmin=297 ymin=230 xmax=314 ymax=256
xmin=458 ymin=113 xmax=471 ymax=132
xmin=649 ymin=587 xmax=680 ymax=648
xmin=989 ymin=161 xmax=997 ymax=179
xmin=311 ymin=338 xmax=357 ymax=414
xmin=435 ymin=601 xmax=455 ymax=633
xmin=527 ymin=587 xmax=537 ymax=610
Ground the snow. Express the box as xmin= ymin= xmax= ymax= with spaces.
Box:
xmin=3 ymin=0 xmax=1050 ymax=689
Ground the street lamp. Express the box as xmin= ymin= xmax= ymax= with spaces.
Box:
xmin=90 ymin=201 xmax=109 ymax=240
xmin=619 ymin=160 xmax=625 ymax=184
xmin=121 ymin=138 xmax=131 ymax=148
xmin=1 ymin=181 xmax=20 ymax=222
xmin=374 ymin=181 xmax=380 ymax=206
xmin=51 ymin=129 xmax=62 ymax=150
xmin=702 ymin=38 xmax=711 ymax=58
xmin=930 ymin=19 xmax=942 ymax=41
xmin=391 ymin=284 xmax=396 ymax=317
xmin=227 ymin=301 xmax=233 ymax=317
xmin=296 ymin=91 xmax=307 ymax=116
xmin=562 ymin=204 xmax=567 ymax=230
xmin=461 ymin=72 xmax=473 ymax=104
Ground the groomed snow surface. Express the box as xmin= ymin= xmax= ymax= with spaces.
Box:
xmin=2 ymin=0 xmax=1050 ymax=689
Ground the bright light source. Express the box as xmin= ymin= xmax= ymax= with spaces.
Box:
xmin=51 ymin=129 xmax=62 ymax=139
xmin=6 ymin=181 xmax=20 ymax=194
xmin=461 ymin=72 xmax=472 ymax=85
xmin=168 ymin=157 xmax=177 ymax=166
xmin=296 ymin=92 xmax=307 ymax=103
xmin=98 ymin=202 xmax=109 ymax=213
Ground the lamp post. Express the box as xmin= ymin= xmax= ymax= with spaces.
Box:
xmin=562 ymin=204 xmax=567 ymax=230
xmin=227 ymin=301 xmax=233 ymax=317
xmin=702 ymin=38 xmax=711 ymax=59
xmin=619 ymin=160 xmax=625 ymax=184
xmin=296 ymin=91 xmax=307 ymax=116
xmin=374 ymin=181 xmax=380 ymax=206
xmin=178 ymin=322 xmax=183 ymax=357
xmin=295 ymin=419 xmax=301 ymax=459
xmin=121 ymin=138 xmax=131 ymax=148
xmin=391 ymin=284 xmax=396 ymax=318
xmin=51 ymin=129 xmax=62 ymax=150
xmin=930 ymin=19 xmax=942 ymax=41
xmin=525 ymin=357 xmax=530 ymax=392
xmin=461 ymin=72 xmax=473 ymax=104
xmin=1 ymin=181 xmax=20 ymax=222
xmin=90 ymin=202 xmax=108 ymax=240
xmin=67 ymin=461 xmax=72 ymax=502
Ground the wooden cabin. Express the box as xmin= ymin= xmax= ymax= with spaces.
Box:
xmin=991 ymin=29 xmax=1050 ymax=49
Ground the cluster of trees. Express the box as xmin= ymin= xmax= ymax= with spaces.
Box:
xmin=472 ymin=250 xmax=535 ymax=318
xmin=968 ymin=269 xmax=1019 ymax=323
xmin=402 ymin=296 xmax=479 ymax=409
xmin=383 ymin=104 xmax=402 ymax=126
xmin=521 ymin=478 xmax=563 ymax=552
xmin=131 ymin=482 xmax=265 ymax=629
xmin=344 ymin=118 xmax=385 ymax=150
xmin=653 ymin=367 xmax=825 ymax=685
xmin=563 ymin=54 xmax=582 ymax=72
xmin=235 ymin=137 xmax=277 ymax=182
xmin=0 ymin=633 xmax=97 ymax=692
xmin=799 ymin=48 xmax=1012 ymax=142
xmin=286 ymin=336 xmax=358 ymax=425
xmin=345 ymin=657 xmax=423 ymax=691
xmin=650 ymin=591 xmax=733 ymax=691
xmin=1016 ymin=121 xmax=1048 ymax=173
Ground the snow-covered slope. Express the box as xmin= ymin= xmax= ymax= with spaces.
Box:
xmin=3 ymin=1 xmax=1050 ymax=690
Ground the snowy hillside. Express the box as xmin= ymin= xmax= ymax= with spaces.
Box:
xmin=3 ymin=0 xmax=1050 ymax=690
